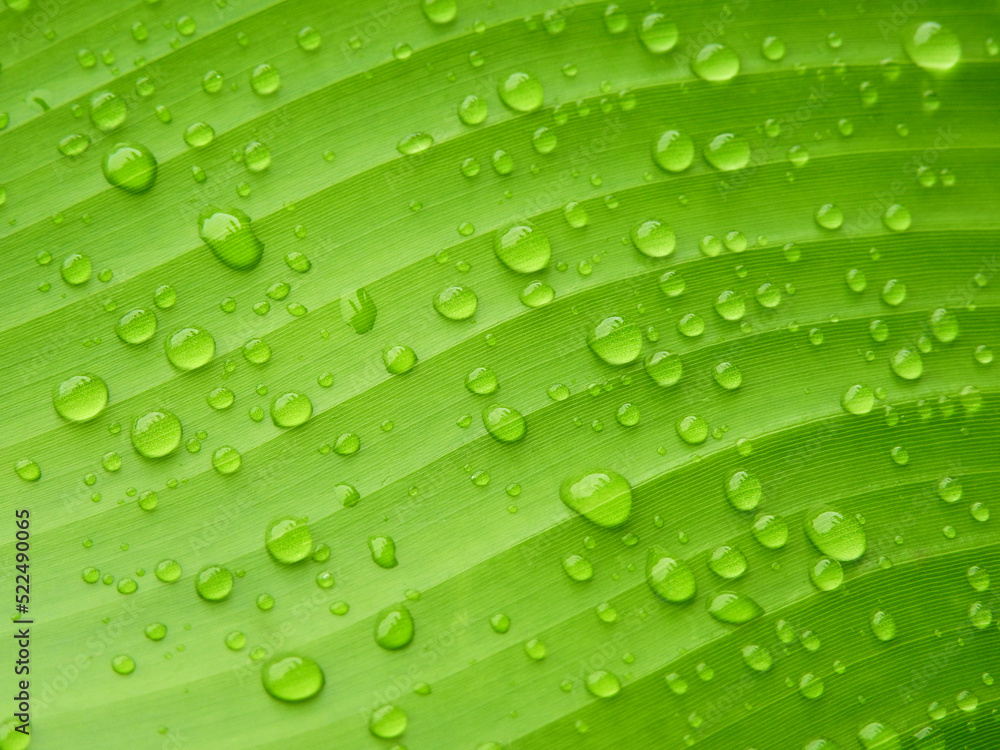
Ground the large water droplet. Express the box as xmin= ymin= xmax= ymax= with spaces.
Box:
xmin=265 ymin=517 xmax=313 ymax=563
xmin=54 ymin=374 xmax=108 ymax=422
xmin=857 ymin=722 xmax=900 ymax=750
xmin=560 ymin=470 xmax=632 ymax=527
xmin=644 ymin=351 xmax=682 ymax=386
xmin=198 ymin=206 xmax=264 ymax=270
xmin=131 ymin=410 xmax=181 ymax=458
xmin=692 ymin=43 xmax=740 ymax=80
xmin=498 ymin=72 xmax=544 ymax=112
xmin=810 ymin=557 xmax=844 ymax=591
xmin=261 ymin=654 xmax=324 ymax=701
xmin=482 ymin=404 xmax=526 ymax=443
xmin=751 ymin=513 xmax=788 ymax=549
xmin=494 ymin=223 xmax=551 ymax=273
xmin=584 ymin=670 xmax=621 ymax=697
xmin=890 ymin=348 xmax=923 ymax=380
xmin=375 ymin=604 xmax=414 ymax=650
xmin=708 ymin=545 xmax=747 ymax=579
xmin=195 ymin=565 xmax=233 ymax=601
xmin=369 ymin=704 xmax=407 ymax=739
xmin=102 ymin=143 xmax=157 ymax=193
xmin=842 ymin=384 xmax=875 ymax=415
xmin=588 ymin=316 xmax=641 ymax=365
xmin=646 ymin=546 xmax=696 ymax=602
xmin=422 ymin=0 xmax=457 ymax=24
xmin=704 ymin=133 xmax=750 ymax=171
xmin=116 ymin=308 xmax=157 ymax=344
xmin=433 ymin=285 xmax=478 ymax=320
xmin=270 ymin=392 xmax=312 ymax=427
xmin=905 ymin=22 xmax=961 ymax=71
xmin=805 ymin=508 xmax=866 ymax=561
xmin=90 ymin=91 xmax=127 ymax=132
xmin=725 ymin=470 xmax=761 ymax=511
xmin=707 ymin=591 xmax=763 ymax=624
xmin=639 ymin=13 xmax=678 ymax=53
xmin=653 ymin=130 xmax=694 ymax=172
xmin=165 ymin=327 xmax=215 ymax=370
xmin=630 ymin=219 xmax=675 ymax=257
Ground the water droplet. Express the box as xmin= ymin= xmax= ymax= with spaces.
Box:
xmin=433 ymin=285 xmax=478 ymax=320
xmin=630 ymin=219 xmax=675 ymax=258
xmin=725 ymin=470 xmax=761 ymax=511
xmin=968 ymin=601 xmax=992 ymax=629
xmin=53 ymin=374 xmax=108 ymax=422
xmin=369 ymin=704 xmax=407 ymax=739
xmin=261 ymin=654 xmax=324 ymax=701
xmin=421 ymin=0 xmax=456 ymax=24
xmin=270 ymin=392 xmax=312 ymax=427
xmin=643 ymin=351 xmax=682 ymax=387
xmin=692 ymin=43 xmax=740 ymax=81
xmin=742 ymin=644 xmax=772 ymax=671
xmin=653 ymin=130 xmax=694 ymax=172
xmin=762 ymin=36 xmax=786 ymax=60
xmin=383 ymin=345 xmax=417 ymax=374
xmin=524 ymin=638 xmax=546 ymax=660
xmin=870 ymin=610 xmax=896 ymax=641
xmin=799 ymin=673 xmax=825 ymax=699
xmin=165 ymin=327 xmax=215 ymax=370
xmin=198 ymin=206 xmax=264 ymax=270
xmin=955 ymin=689 xmax=979 ymax=712
xmin=184 ymin=121 xmax=215 ymax=147
xmin=250 ymin=63 xmax=281 ymax=95
xmin=967 ymin=565 xmax=990 ymax=591
xmin=489 ymin=613 xmax=510 ymax=633
xmin=90 ymin=91 xmax=127 ymax=132
xmin=458 ymin=94 xmax=487 ymax=125
xmin=482 ymin=404 xmax=526 ymax=443
xmin=211 ymin=446 xmax=241 ymax=475
xmin=465 ymin=367 xmax=497 ymax=395
xmin=562 ymin=553 xmax=594 ymax=581
xmin=890 ymin=348 xmax=923 ymax=380
xmin=265 ymin=517 xmax=313 ymax=563
xmin=154 ymin=560 xmax=181 ymax=583
xmin=883 ymin=204 xmax=911 ymax=232
xmin=815 ymin=203 xmax=843 ymax=230
xmin=752 ymin=513 xmax=788 ymax=549
xmin=646 ymin=546 xmax=696 ymax=602
xmin=805 ymin=508 xmax=866 ymax=561
xmin=937 ymin=476 xmax=962 ymax=503
xmin=131 ymin=410 xmax=181 ymax=458
xmin=111 ymin=654 xmax=135 ymax=675
xmin=375 ymin=604 xmax=414 ymax=649
xmin=639 ymin=13 xmax=678 ymax=53
xmin=14 ymin=459 xmax=40 ymax=482
xmin=709 ymin=545 xmax=747 ymax=579
xmin=61 ymin=253 xmax=92 ymax=285
xmin=498 ymin=71 xmax=543 ymax=112
xmin=713 ymin=361 xmax=742 ymax=390
xmin=102 ymin=142 xmax=157 ymax=193
xmin=584 ymin=670 xmax=621 ymax=698
xmin=397 ymin=132 xmax=433 ymax=155
xmin=810 ymin=557 xmax=844 ymax=591
xmin=115 ymin=308 xmax=157 ymax=344
xmin=704 ymin=133 xmax=750 ymax=171
xmin=195 ymin=565 xmax=234 ymax=601
xmin=588 ymin=317 xmax=641 ymax=365
xmin=929 ymin=308 xmax=958 ymax=343
xmin=519 ymin=280 xmax=554 ymax=307
xmin=708 ymin=590 xmax=763 ymax=623
xmin=714 ymin=289 xmax=746 ymax=321
xmin=658 ymin=271 xmax=685 ymax=297
xmin=369 ymin=535 xmax=398 ymax=568
xmin=494 ymin=223 xmax=550 ymax=273
xmin=857 ymin=722 xmax=899 ymax=750
xmin=905 ymin=22 xmax=961 ymax=71
xmin=616 ymin=402 xmax=640 ymax=427
xmin=297 ymin=26 xmax=321 ymax=51
xmin=676 ymin=415 xmax=708 ymax=445
xmin=677 ymin=313 xmax=705 ymax=337
xmin=561 ymin=470 xmax=632 ymax=527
